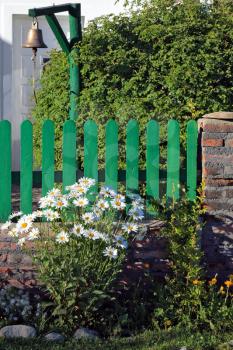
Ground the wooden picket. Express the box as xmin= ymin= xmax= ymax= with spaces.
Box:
xmin=84 ymin=120 xmax=98 ymax=195
xmin=0 ymin=118 xmax=199 ymax=221
xmin=146 ymin=120 xmax=159 ymax=211
xmin=62 ymin=120 xmax=77 ymax=191
xmin=0 ymin=121 xmax=11 ymax=221
xmin=42 ymin=120 xmax=55 ymax=196
xmin=105 ymin=119 xmax=118 ymax=191
xmin=187 ymin=120 xmax=198 ymax=201
xmin=126 ymin=119 xmax=139 ymax=196
xmin=166 ymin=120 xmax=180 ymax=201
xmin=20 ymin=120 xmax=33 ymax=214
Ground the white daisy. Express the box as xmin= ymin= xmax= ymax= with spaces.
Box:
xmin=83 ymin=229 xmax=100 ymax=240
xmin=122 ymin=223 xmax=138 ymax=233
xmin=31 ymin=210 xmax=44 ymax=218
xmin=111 ymin=198 xmax=126 ymax=210
xmin=96 ymin=199 xmax=109 ymax=211
xmin=93 ymin=207 xmax=103 ymax=219
xmin=16 ymin=216 xmax=33 ymax=233
xmin=47 ymin=188 xmax=61 ymax=198
xmin=82 ymin=212 xmax=94 ymax=224
xmin=39 ymin=196 xmax=55 ymax=209
xmin=43 ymin=209 xmax=60 ymax=221
xmin=71 ymin=224 xmax=84 ymax=237
xmin=73 ymin=197 xmax=89 ymax=207
xmin=56 ymin=231 xmax=69 ymax=244
xmin=78 ymin=177 xmax=96 ymax=188
xmin=99 ymin=186 xmax=116 ymax=198
xmin=103 ymin=247 xmax=118 ymax=259
xmin=128 ymin=208 xmax=144 ymax=221
xmin=9 ymin=211 xmax=23 ymax=220
xmin=54 ymin=198 xmax=68 ymax=209
xmin=1 ymin=221 xmax=11 ymax=230
xmin=66 ymin=183 xmax=88 ymax=196
xmin=18 ymin=237 xmax=26 ymax=247
xmin=8 ymin=227 xmax=19 ymax=238
xmin=115 ymin=235 xmax=128 ymax=249
xmin=28 ymin=228 xmax=40 ymax=241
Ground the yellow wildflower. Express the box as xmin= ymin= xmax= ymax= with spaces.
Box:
xmin=209 ymin=277 xmax=217 ymax=286
xmin=224 ymin=280 xmax=233 ymax=288
xmin=219 ymin=286 xmax=226 ymax=295
xmin=192 ymin=279 xmax=201 ymax=286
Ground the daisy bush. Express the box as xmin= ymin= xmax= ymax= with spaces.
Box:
xmin=4 ymin=178 xmax=144 ymax=331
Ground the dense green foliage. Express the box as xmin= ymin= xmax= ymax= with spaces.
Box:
xmin=32 ymin=0 xmax=233 ymax=169
xmin=153 ymin=188 xmax=233 ymax=332
xmin=1 ymin=329 xmax=233 ymax=350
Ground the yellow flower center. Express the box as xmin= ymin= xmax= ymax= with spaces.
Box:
xmin=21 ymin=223 xmax=28 ymax=229
xmin=57 ymin=201 xmax=63 ymax=207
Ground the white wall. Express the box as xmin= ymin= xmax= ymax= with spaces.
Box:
xmin=0 ymin=0 xmax=125 ymax=120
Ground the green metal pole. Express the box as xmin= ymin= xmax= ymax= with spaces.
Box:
xmin=69 ymin=4 xmax=81 ymax=121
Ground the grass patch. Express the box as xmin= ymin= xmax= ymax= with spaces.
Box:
xmin=0 ymin=329 xmax=233 ymax=350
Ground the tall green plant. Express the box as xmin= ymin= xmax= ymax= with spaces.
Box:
xmin=152 ymin=188 xmax=233 ymax=332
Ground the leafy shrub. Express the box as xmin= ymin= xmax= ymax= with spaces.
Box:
xmin=32 ymin=0 xmax=233 ymax=169
xmin=152 ymin=187 xmax=233 ymax=332
xmin=4 ymin=178 xmax=144 ymax=333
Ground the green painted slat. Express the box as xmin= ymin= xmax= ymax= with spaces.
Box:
xmin=187 ymin=120 xmax=198 ymax=200
xmin=20 ymin=120 xmax=33 ymax=214
xmin=166 ymin=120 xmax=180 ymax=201
xmin=126 ymin=119 xmax=139 ymax=196
xmin=0 ymin=120 xmax=11 ymax=221
xmin=62 ymin=120 xmax=77 ymax=191
xmin=146 ymin=120 xmax=159 ymax=212
xmin=105 ymin=119 xmax=118 ymax=191
xmin=84 ymin=120 xmax=98 ymax=193
xmin=42 ymin=120 xmax=55 ymax=196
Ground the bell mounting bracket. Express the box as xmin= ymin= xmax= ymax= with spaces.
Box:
xmin=28 ymin=3 xmax=82 ymax=120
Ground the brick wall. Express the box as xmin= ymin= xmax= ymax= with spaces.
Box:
xmin=199 ymin=117 xmax=233 ymax=280
xmin=0 ymin=222 xmax=169 ymax=288
xmin=0 ymin=232 xmax=37 ymax=289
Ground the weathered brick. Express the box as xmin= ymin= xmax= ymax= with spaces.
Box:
xmin=203 ymin=167 xmax=223 ymax=177
xmin=0 ymin=254 xmax=7 ymax=262
xmin=0 ymin=267 xmax=11 ymax=274
xmin=134 ymin=250 xmax=168 ymax=260
xmin=24 ymin=279 xmax=37 ymax=287
xmin=0 ymin=242 xmax=10 ymax=250
xmin=225 ymin=139 xmax=233 ymax=147
xmin=199 ymin=119 xmax=233 ymax=132
xmin=204 ymin=188 xmax=226 ymax=199
xmin=205 ymin=178 xmax=233 ymax=186
xmin=202 ymin=132 xmax=227 ymax=140
xmin=204 ymin=200 xmax=233 ymax=211
xmin=202 ymin=139 xmax=223 ymax=147
xmin=7 ymin=253 xmax=23 ymax=264
xmin=8 ymin=279 xmax=25 ymax=289
xmin=224 ymin=165 xmax=233 ymax=176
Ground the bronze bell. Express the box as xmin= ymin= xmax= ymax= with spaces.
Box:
xmin=22 ymin=19 xmax=47 ymax=50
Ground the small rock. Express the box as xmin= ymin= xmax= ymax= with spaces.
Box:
xmin=44 ymin=332 xmax=65 ymax=342
xmin=229 ymin=340 xmax=233 ymax=346
xmin=179 ymin=347 xmax=187 ymax=350
xmin=0 ymin=325 xmax=36 ymax=339
xmin=73 ymin=327 xmax=99 ymax=340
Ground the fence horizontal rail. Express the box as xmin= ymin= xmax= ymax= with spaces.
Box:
xmin=0 ymin=119 xmax=198 ymax=221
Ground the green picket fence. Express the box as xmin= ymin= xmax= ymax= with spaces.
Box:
xmin=0 ymin=119 xmax=198 ymax=222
